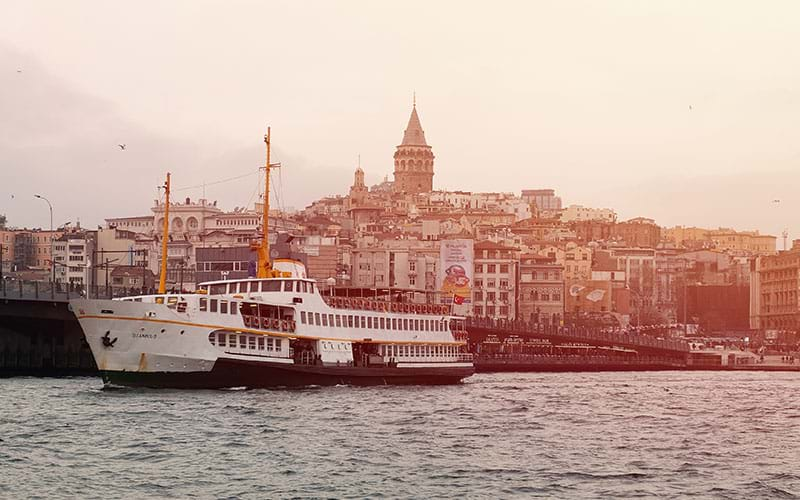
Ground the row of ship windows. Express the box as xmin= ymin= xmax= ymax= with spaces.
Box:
xmin=300 ymin=311 xmax=449 ymax=333
xmin=208 ymin=332 xmax=283 ymax=351
xmin=380 ymin=344 xmax=460 ymax=358
xmin=206 ymin=280 xmax=316 ymax=296
xmin=199 ymin=298 xmax=239 ymax=315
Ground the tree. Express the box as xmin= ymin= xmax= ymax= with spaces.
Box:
xmin=0 ymin=214 xmax=6 ymax=229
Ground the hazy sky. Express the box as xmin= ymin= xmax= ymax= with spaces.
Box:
xmin=1 ymin=1 xmax=798 ymax=244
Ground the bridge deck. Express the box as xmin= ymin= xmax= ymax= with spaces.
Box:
xmin=466 ymin=318 xmax=689 ymax=355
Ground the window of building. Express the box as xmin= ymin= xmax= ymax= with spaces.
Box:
xmin=500 ymin=292 xmax=508 ymax=301
xmin=487 ymin=306 xmax=495 ymax=316
xmin=487 ymin=292 xmax=496 ymax=301
xmin=487 ymin=279 xmax=496 ymax=288
xmin=475 ymin=264 xmax=483 ymax=273
xmin=487 ymin=264 xmax=496 ymax=273
xmin=500 ymin=279 xmax=509 ymax=288
xmin=474 ymin=291 xmax=483 ymax=301
xmin=409 ymin=277 xmax=416 ymax=286
xmin=553 ymin=292 xmax=561 ymax=301
xmin=475 ymin=279 xmax=483 ymax=288
xmin=301 ymin=311 xmax=307 ymax=324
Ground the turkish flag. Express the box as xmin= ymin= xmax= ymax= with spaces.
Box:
xmin=453 ymin=294 xmax=465 ymax=305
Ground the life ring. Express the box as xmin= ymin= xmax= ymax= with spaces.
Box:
xmin=261 ymin=317 xmax=270 ymax=329
xmin=272 ymin=318 xmax=280 ymax=330
xmin=289 ymin=320 xmax=296 ymax=332
xmin=282 ymin=320 xmax=289 ymax=331
xmin=404 ymin=304 xmax=410 ymax=313
xmin=243 ymin=316 xmax=252 ymax=327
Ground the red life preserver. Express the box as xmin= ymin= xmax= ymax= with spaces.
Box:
xmin=289 ymin=320 xmax=296 ymax=332
xmin=243 ymin=316 xmax=252 ymax=327
xmin=261 ymin=317 xmax=270 ymax=329
xmin=282 ymin=320 xmax=289 ymax=331
xmin=272 ymin=318 xmax=280 ymax=330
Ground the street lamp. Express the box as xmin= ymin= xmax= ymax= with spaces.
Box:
xmin=34 ymin=194 xmax=54 ymax=283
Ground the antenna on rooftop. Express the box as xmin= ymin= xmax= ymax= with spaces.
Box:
xmin=783 ymin=228 xmax=789 ymax=251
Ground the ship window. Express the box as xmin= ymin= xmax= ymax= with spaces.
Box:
xmin=220 ymin=301 xmax=228 ymax=314
xmin=210 ymin=300 xmax=218 ymax=313
xmin=216 ymin=332 xmax=225 ymax=346
xmin=315 ymin=313 xmax=321 ymax=325
xmin=239 ymin=335 xmax=247 ymax=348
xmin=210 ymin=284 xmax=226 ymax=295
xmin=237 ymin=282 xmax=246 ymax=293
xmin=230 ymin=302 xmax=237 ymax=315
xmin=267 ymin=338 xmax=274 ymax=350
xmin=310 ymin=283 xmax=316 ymax=293
xmin=283 ymin=281 xmax=292 ymax=292
xmin=360 ymin=316 xmax=366 ymax=328
xmin=328 ymin=314 xmax=334 ymax=326
xmin=301 ymin=281 xmax=308 ymax=293
xmin=335 ymin=315 xmax=342 ymax=327
xmin=249 ymin=282 xmax=259 ymax=293
xmin=391 ymin=318 xmax=397 ymax=330
xmin=300 ymin=311 xmax=307 ymax=324
xmin=403 ymin=319 xmax=409 ymax=330
xmin=263 ymin=281 xmax=281 ymax=292
xmin=367 ymin=317 xmax=372 ymax=329
xmin=322 ymin=314 xmax=328 ymax=327
xmin=380 ymin=318 xmax=385 ymax=329
xmin=275 ymin=338 xmax=282 ymax=350
xmin=257 ymin=337 xmax=265 ymax=350
xmin=348 ymin=315 xmax=354 ymax=328
xmin=209 ymin=334 xmax=216 ymax=346
xmin=248 ymin=336 xmax=256 ymax=349
xmin=200 ymin=298 xmax=208 ymax=311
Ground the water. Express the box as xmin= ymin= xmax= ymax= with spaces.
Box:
xmin=1 ymin=372 xmax=798 ymax=499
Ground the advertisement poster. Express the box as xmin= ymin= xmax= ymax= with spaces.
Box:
xmin=437 ymin=239 xmax=473 ymax=304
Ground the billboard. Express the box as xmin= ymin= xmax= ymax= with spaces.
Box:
xmin=437 ymin=239 xmax=473 ymax=304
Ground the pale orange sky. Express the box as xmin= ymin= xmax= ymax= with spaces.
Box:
xmin=1 ymin=1 xmax=797 ymax=244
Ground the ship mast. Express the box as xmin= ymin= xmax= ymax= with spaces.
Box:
xmin=158 ymin=172 xmax=170 ymax=294
xmin=257 ymin=128 xmax=272 ymax=278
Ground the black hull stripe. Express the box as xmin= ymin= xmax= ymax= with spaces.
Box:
xmin=102 ymin=357 xmax=475 ymax=389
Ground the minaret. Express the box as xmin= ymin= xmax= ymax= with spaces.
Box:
xmin=393 ymin=97 xmax=434 ymax=194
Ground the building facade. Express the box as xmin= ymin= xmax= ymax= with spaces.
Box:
xmin=519 ymin=254 xmax=564 ymax=325
xmin=471 ymin=241 xmax=518 ymax=320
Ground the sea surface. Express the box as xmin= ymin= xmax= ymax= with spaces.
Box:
xmin=1 ymin=372 xmax=798 ymax=499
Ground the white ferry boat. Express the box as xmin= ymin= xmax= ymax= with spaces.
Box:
xmin=70 ymin=130 xmax=474 ymax=388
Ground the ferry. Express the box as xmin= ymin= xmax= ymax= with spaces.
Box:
xmin=70 ymin=129 xmax=474 ymax=388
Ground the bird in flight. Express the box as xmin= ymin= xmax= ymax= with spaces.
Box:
xmin=118 ymin=144 xmax=126 ymax=150
xmin=688 ymin=105 xmax=692 ymax=110
xmin=772 ymin=199 xmax=781 ymax=203
xmin=16 ymin=69 xmax=22 ymax=73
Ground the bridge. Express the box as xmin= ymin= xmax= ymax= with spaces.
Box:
xmin=465 ymin=317 xmax=690 ymax=357
xmin=0 ymin=280 xmax=128 ymax=376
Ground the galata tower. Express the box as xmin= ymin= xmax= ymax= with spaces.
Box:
xmin=393 ymin=100 xmax=434 ymax=194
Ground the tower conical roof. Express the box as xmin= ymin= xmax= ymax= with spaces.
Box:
xmin=401 ymin=105 xmax=428 ymax=146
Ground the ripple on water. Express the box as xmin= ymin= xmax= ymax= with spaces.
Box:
xmin=1 ymin=372 xmax=799 ymax=498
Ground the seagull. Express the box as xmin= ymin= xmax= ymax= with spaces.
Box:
xmin=118 ymin=144 xmax=126 ymax=150
xmin=773 ymin=199 xmax=781 ymax=203
xmin=688 ymin=105 xmax=692 ymax=110
xmin=16 ymin=69 xmax=22 ymax=73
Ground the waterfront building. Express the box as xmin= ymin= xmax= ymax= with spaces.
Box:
xmin=751 ymin=241 xmax=800 ymax=330
xmin=472 ymin=240 xmax=518 ymax=320
xmin=53 ymin=231 xmax=95 ymax=287
xmin=518 ymin=253 xmax=564 ymax=325
xmin=563 ymin=242 xmax=593 ymax=281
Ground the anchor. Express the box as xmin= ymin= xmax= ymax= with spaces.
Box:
xmin=101 ymin=331 xmax=118 ymax=348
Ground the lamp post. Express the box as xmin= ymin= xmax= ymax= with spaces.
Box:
xmin=34 ymin=194 xmax=54 ymax=283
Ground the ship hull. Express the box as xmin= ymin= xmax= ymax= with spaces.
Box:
xmin=101 ymin=357 xmax=474 ymax=389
